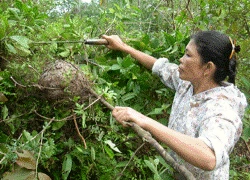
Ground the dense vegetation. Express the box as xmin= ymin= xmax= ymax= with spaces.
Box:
xmin=0 ymin=0 xmax=249 ymax=179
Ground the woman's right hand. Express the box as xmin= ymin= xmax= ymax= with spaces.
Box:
xmin=102 ymin=34 xmax=156 ymax=70
xmin=112 ymin=106 xmax=147 ymax=128
xmin=101 ymin=35 xmax=128 ymax=51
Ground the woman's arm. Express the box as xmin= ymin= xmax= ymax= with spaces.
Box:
xmin=112 ymin=106 xmax=216 ymax=171
xmin=102 ymin=35 xmax=157 ymax=69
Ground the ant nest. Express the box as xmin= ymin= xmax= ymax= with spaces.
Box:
xmin=38 ymin=60 xmax=91 ymax=101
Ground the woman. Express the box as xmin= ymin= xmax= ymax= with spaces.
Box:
xmin=102 ymin=31 xmax=247 ymax=179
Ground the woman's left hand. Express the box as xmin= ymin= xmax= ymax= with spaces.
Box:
xmin=112 ymin=106 xmax=147 ymax=127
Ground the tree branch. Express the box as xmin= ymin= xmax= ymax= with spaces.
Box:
xmin=115 ymin=142 xmax=146 ymax=180
xmin=87 ymin=87 xmax=196 ymax=180
xmin=73 ymin=113 xmax=87 ymax=149
xmin=186 ymin=0 xmax=193 ymax=19
xmin=129 ymin=122 xmax=195 ymax=179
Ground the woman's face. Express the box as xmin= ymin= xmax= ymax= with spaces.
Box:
xmin=178 ymin=40 xmax=207 ymax=84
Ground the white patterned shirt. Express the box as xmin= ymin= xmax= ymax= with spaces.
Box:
xmin=152 ymin=58 xmax=248 ymax=179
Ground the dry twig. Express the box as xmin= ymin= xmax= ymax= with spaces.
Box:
xmin=34 ymin=110 xmax=73 ymax=122
xmin=35 ymin=119 xmax=53 ymax=177
xmin=10 ymin=76 xmax=61 ymax=90
xmin=244 ymin=139 xmax=250 ymax=153
xmin=73 ymin=113 xmax=87 ymax=149
xmin=115 ymin=142 xmax=145 ymax=180
xmin=10 ymin=76 xmax=26 ymax=88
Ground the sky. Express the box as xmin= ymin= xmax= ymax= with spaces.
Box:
xmin=81 ymin=0 xmax=91 ymax=3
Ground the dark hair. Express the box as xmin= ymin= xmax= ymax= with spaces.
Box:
xmin=191 ymin=30 xmax=240 ymax=84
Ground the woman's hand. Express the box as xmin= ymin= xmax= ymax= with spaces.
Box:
xmin=112 ymin=106 xmax=147 ymax=127
xmin=112 ymin=107 xmax=216 ymax=170
xmin=102 ymin=34 xmax=156 ymax=69
xmin=101 ymin=35 xmax=128 ymax=51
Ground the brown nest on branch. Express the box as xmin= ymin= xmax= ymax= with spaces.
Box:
xmin=38 ymin=60 xmax=91 ymax=102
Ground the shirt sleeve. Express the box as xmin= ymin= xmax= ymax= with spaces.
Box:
xmin=152 ymin=58 xmax=182 ymax=91
xmin=198 ymin=100 xmax=243 ymax=169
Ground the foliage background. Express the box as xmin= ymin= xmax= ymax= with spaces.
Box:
xmin=0 ymin=0 xmax=249 ymax=179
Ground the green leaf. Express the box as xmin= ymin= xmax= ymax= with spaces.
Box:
xmin=110 ymin=64 xmax=121 ymax=70
xmin=144 ymin=159 xmax=158 ymax=174
xmin=169 ymin=44 xmax=178 ymax=54
xmin=76 ymin=146 xmax=84 ymax=154
xmin=23 ymin=130 xmax=32 ymax=141
xmin=121 ymin=57 xmax=134 ymax=68
xmin=153 ymin=158 xmax=159 ymax=166
xmin=97 ymin=131 xmax=105 ymax=141
xmin=116 ymin=161 xmax=129 ymax=168
xmin=104 ymin=145 xmax=114 ymax=159
xmin=8 ymin=20 xmax=17 ymax=27
xmin=2 ymin=105 xmax=8 ymax=120
xmin=62 ymin=154 xmax=72 ymax=180
xmin=63 ymin=24 xmax=71 ymax=28
xmin=132 ymin=73 xmax=137 ymax=80
xmin=8 ymin=8 xmax=21 ymax=20
xmin=156 ymin=155 xmax=172 ymax=170
xmin=5 ymin=43 xmax=17 ymax=54
xmin=52 ymin=121 xmax=66 ymax=131
xmin=9 ymin=35 xmax=30 ymax=49
xmin=0 ymin=143 xmax=8 ymax=154
xmin=0 ymin=17 xmax=8 ymax=39
xmin=242 ymin=127 xmax=250 ymax=141
xmin=117 ymin=57 xmax=123 ymax=65
xmin=16 ymin=45 xmax=31 ymax=56
xmin=0 ymin=133 xmax=9 ymax=143
xmin=109 ymin=8 xmax=115 ymax=14
xmin=91 ymin=146 xmax=95 ymax=161
xmin=241 ymin=76 xmax=250 ymax=89
xmin=121 ymin=92 xmax=136 ymax=102
xmin=59 ymin=49 xmax=70 ymax=57
xmin=147 ymin=107 xmax=164 ymax=115
xmin=81 ymin=112 xmax=86 ymax=129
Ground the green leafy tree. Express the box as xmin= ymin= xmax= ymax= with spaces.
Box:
xmin=0 ymin=0 xmax=249 ymax=179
